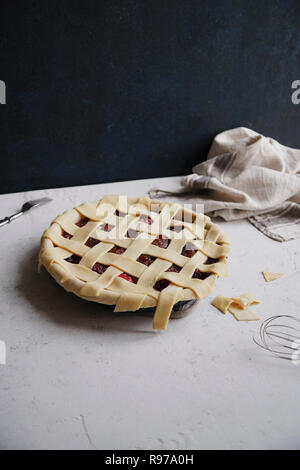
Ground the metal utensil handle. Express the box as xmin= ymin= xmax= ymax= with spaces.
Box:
xmin=0 ymin=211 xmax=23 ymax=227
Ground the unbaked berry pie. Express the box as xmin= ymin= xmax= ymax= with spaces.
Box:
xmin=39 ymin=195 xmax=231 ymax=330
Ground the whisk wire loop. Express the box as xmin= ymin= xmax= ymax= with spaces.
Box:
xmin=253 ymin=315 xmax=300 ymax=362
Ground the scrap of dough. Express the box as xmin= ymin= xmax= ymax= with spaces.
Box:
xmin=211 ymin=295 xmax=233 ymax=314
xmin=211 ymin=293 xmax=260 ymax=321
xmin=231 ymin=294 xmax=260 ymax=309
xmin=228 ymin=305 xmax=260 ymax=321
xmin=262 ymin=271 xmax=283 ymax=282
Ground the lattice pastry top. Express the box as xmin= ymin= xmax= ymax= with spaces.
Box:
xmin=39 ymin=195 xmax=231 ymax=329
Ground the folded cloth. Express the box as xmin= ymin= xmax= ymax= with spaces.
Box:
xmin=149 ymin=127 xmax=300 ymax=242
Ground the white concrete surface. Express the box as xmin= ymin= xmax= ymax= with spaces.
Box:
xmin=0 ymin=176 xmax=299 ymax=450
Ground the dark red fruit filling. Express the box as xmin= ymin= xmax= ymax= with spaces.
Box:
xmin=109 ymin=245 xmax=126 ymax=255
xmin=118 ymin=273 xmax=138 ymax=284
xmin=166 ymin=264 xmax=181 ymax=273
xmin=99 ymin=223 xmax=114 ymax=232
xmin=137 ymin=254 xmax=155 ymax=266
xmin=139 ymin=214 xmax=153 ymax=225
xmin=152 ymin=236 xmax=170 ymax=249
xmin=173 ymin=213 xmax=193 ymax=223
xmin=204 ymin=257 xmax=218 ymax=265
xmin=76 ymin=218 xmax=89 ymax=227
xmin=153 ymin=265 xmax=182 ymax=291
xmin=153 ymin=279 xmax=170 ymax=291
xmin=85 ymin=237 xmax=100 ymax=248
xmin=192 ymin=269 xmax=210 ymax=280
xmin=65 ymin=254 xmax=81 ymax=264
xmin=169 ymin=225 xmax=183 ymax=232
xmin=181 ymin=242 xmax=198 ymax=258
xmin=127 ymin=229 xmax=139 ymax=239
xmin=92 ymin=263 xmax=108 ymax=275
xmin=62 ymin=231 xmax=72 ymax=239
xmin=115 ymin=210 xmax=126 ymax=217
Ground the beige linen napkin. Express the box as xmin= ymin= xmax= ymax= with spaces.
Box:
xmin=149 ymin=127 xmax=300 ymax=241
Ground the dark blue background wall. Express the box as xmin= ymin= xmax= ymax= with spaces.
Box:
xmin=1 ymin=0 xmax=300 ymax=194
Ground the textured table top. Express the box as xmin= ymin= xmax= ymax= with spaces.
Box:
xmin=1 ymin=176 xmax=300 ymax=450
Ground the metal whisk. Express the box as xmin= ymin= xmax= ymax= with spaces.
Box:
xmin=254 ymin=315 xmax=300 ymax=363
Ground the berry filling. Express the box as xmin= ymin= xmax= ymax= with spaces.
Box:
xmin=139 ymin=214 xmax=153 ymax=225
xmin=127 ymin=229 xmax=139 ymax=239
xmin=137 ymin=254 xmax=155 ymax=266
xmin=92 ymin=263 xmax=108 ymax=275
xmin=173 ymin=212 xmax=194 ymax=223
xmin=118 ymin=272 xmax=138 ymax=284
xmin=62 ymin=231 xmax=72 ymax=239
xmin=115 ymin=210 xmax=126 ymax=217
xmin=65 ymin=254 xmax=81 ymax=264
xmin=153 ymin=279 xmax=170 ymax=291
xmin=109 ymin=245 xmax=126 ymax=255
xmin=204 ymin=257 xmax=218 ymax=265
xmin=166 ymin=264 xmax=181 ymax=273
xmin=153 ymin=264 xmax=182 ymax=291
xmin=85 ymin=237 xmax=100 ymax=248
xmin=152 ymin=236 xmax=170 ymax=249
xmin=192 ymin=269 xmax=210 ymax=280
xmin=181 ymin=242 xmax=198 ymax=258
xmin=169 ymin=225 xmax=183 ymax=232
xmin=76 ymin=218 xmax=89 ymax=227
xmin=99 ymin=223 xmax=114 ymax=232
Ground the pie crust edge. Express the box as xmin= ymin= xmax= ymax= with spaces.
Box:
xmin=39 ymin=195 xmax=231 ymax=329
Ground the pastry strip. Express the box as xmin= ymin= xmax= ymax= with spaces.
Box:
xmin=40 ymin=196 xmax=231 ymax=330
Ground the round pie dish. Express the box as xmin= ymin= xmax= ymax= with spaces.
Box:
xmin=39 ymin=195 xmax=231 ymax=329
